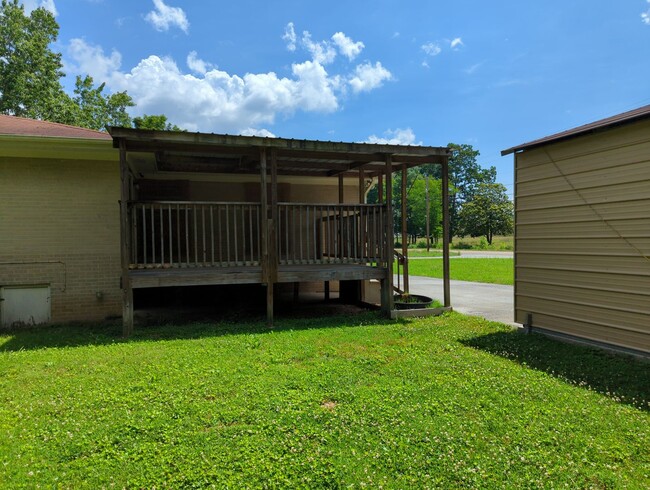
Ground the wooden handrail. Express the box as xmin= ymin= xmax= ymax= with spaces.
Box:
xmin=393 ymin=249 xmax=408 ymax=294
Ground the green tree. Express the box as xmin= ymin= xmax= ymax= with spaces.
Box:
xmin=367 ymin=169 xmax=443 ymax=246
xmin=133 ymin=114 xmax=183 ymax=131
xmin=0 ymin=1 xmax=135 ymax=130
xmin=0 ymin=0 xmax=68 ymax=120
xmin=458 ymin=182 xmax=513 ymax=244
xmin=422 ymin=143 xmax=497 ymax=240
xmin=70 ymin=75 xmax=134 ymax=130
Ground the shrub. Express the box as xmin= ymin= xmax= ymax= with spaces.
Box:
xmin=452 ymin=241 xmax=473 ymax=250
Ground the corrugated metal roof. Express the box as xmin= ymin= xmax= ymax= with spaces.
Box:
xmin=501 ymin=104 xmax=650 ymax=156
xmin=0 ymin=114 xmax=111 ymax=140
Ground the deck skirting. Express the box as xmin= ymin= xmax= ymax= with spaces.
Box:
xmin=129 ymin=264 xmax=386 ymax=289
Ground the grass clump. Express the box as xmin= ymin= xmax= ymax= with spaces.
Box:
xmin=0 ymin=313 xmax=648 ymax=488
xmin=451 ymin=235 xmax=514 ymax=251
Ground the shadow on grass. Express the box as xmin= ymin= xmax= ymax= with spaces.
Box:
xmin=462 ymin=330 xmax=650 ymax=412
xmin=0 ymin=308 xmax=389 ymax=353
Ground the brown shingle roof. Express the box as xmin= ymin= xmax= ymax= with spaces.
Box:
xmin=0 ymin=114 xmax=111 ymax=140
xmin=501 ymin=104 xmax=650 ymax=156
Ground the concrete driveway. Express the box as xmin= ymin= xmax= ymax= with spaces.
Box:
xmin=406 ymin=275 xmax=518 ymax=326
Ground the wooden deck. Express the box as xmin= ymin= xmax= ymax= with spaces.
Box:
xmin=112 ymin=127 xmax=452 ymax=335
xmin=130 ymin=263 xmax=386 ymax=289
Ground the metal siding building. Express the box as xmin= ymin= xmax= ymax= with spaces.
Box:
xmin=503 ymin=106 xmax=650 ymax=355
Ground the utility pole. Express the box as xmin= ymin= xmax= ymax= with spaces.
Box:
xmin=425 ymin=176 xmax=430 ymax=252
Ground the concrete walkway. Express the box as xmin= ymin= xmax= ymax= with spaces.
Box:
xmin=406 ymin=275 xmax=518 ymax=326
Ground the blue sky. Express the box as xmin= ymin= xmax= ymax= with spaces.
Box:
xmin=23 ymin=0 xmax=650 ymax=192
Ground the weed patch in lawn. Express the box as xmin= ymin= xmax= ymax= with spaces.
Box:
xmin=0 ymin=312 xmax=648 ymax=488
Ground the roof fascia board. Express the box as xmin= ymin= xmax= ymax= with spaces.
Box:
xmin=0 ymin=134 xmax=117 ymax=161
xmin=109 ymin=126 xmax=449 ymax=158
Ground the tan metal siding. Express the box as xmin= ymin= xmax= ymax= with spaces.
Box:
xmin=514 ymin=119 xmax=650 ymax=354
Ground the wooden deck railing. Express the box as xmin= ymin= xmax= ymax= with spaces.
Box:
xmin=129 ymin=201 xmax=261 ymax=268
xmin=276 ymin=203 xmax=387 ymax=266
xmin=128 ymin=201 xmax=389 ymax=270
xmin=393 ymin=249 xmax=409 ymax=294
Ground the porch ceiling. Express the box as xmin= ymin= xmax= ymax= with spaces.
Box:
xmin=109 ymin=127 xmax=449 ymax=177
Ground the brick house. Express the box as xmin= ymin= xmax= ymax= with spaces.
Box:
xmin=0 ymin=115 xmax=122 ymax=325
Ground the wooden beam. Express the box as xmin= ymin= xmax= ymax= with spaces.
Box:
xmin=110 ymin=126 xmax=449 ymax=158
xmin=391 ymin=154 xmax=449 ymax=165
xmin=119 ymin=140 xmax=134 ymax=336
xmin=401 ymin=164 xmax=409 ymax=293
xmin=328 ymin=160 xmax=371 ymax=177
xmin=381 ymin=155 xmax=394 ymax=314
xmin=270 ymin=149 xmax=278 ymax=284
xmin=259 ymin=148 xmax=272 ymax=325
xmin=442 ymin=159 xmax=451 ymax=307
xmin=378 ymin=173 xmax=383 ymax=203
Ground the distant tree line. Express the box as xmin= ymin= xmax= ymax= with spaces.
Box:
xmin=369 ymin=143 xmax=513 ymax=246
xmin=0 ymin=0 xmax=181 ymax=131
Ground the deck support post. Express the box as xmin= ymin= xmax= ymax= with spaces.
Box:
xmin=401 ymin=164 xmax=409 ymax=294
xmin=442 ymin=159 xmax=451 ymax=307
xmin=381 ymin=155 xmax=394 ymax=314
xmin=119 ymin=139 xmax=134 ymax=336
xmin=358 ymin=170 xmax=365 ymax=203
xmin=338 ymin=174 xmax=344 ymax=259
xmin=378 ymin=173 xmax=383 ymax=203
xmin=260 ymin=148 xmax=273 ymax=325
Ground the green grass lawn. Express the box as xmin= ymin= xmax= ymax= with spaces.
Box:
xmin=408 ymin=258 xmax=514 ymax=285
xmin=1 ymin=313 xmax=648 ymax=488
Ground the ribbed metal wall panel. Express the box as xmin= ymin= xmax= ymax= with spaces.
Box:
xmin=514 ymin=118 xmax=650 ymax=354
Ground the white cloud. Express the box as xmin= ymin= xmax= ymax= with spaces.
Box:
xmin=348 ymin=62 xmax=392 ymax=93
xmin=65 ymin=27 xmax=392 ymax=134
xmin=65 ymin=39 xmax=346 ymax=133
xmin=464 ymin=61 xmax=484 ymax=75
xmin=643 ymin=1 xmax=650 ymax=25
xmin=421 ymin=42 xmax=441 ymax=57
xmin=365 ymin=128 xmax=421 ymax=146
xmin=283 ymin=22 xmax=297 ymax=51
xmin=240 ymin=128 xmax=276 ymax=138
xmin=450 ymin=37 xmax=464 ymax=50
xmin=186 ymin=51 xmax=214 ymax=75
xmin=144 ymin=0 xmax=189 ymax=34
xmin=66 ymin=38 xmax=122 ymax=82
xmin=290 ymin=60 xmax=340 ymax=111
xmin=331 ymin=32 xmax=364 ymax=60
xmin=22 ymin=0 xmax=57 ymax=15
xmin=494 ymin=78 xmax=524 ymax=88
xmin=301 ymin=31 xmax=337 ymax=64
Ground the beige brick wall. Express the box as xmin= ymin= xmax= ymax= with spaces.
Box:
xmin=0 ymin=156 xmax=122 ymax=324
